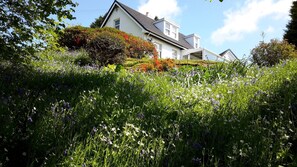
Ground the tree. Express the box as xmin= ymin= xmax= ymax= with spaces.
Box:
xmin=90 ymin=14 xmax=107 ymax=28
xmin=284 ymin=1 xmax=297 ymax=47
xmin=251 ymin=39 xmax=297 ymax=66
xmin=0 ymin=0 xmax=77 ymax=61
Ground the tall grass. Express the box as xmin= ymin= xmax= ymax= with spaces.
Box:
xmin=0 ymin=51 xmax=296 ymax=166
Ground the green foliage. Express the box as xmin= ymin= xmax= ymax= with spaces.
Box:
xmin=1 ymin=50 xmax=297 ymax=166
xmin=73 ymin=50 xmax=93 ymax=66
xmin=0 ymin=0 xmax=76 ymax=62
xmin=251 ymin=39 xmax=297 ymax=66
xmin=86 ymin=32 xmax=127 ymax=66
xmin=284 ymin=1 xmax=297 ymax=47
xmin=90 ymin=13 xmax=107 ymax=28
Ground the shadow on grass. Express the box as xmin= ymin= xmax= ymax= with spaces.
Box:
xmin=0 ymin=64 xmax=155 ymax=166
xmin=0 ymin=62 xmax=296 ymax=167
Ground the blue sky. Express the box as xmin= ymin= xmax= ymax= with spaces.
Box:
xmin=68 ymin=0 xmax=294 ymax=59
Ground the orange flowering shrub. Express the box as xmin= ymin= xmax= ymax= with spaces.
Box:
xmin=160 ymin=58 xmax=176 ymax=71
xmin=138 ymin=56 xmax=176 ymax=72
xmin=139 ymin=63 xmax=155 ymax=72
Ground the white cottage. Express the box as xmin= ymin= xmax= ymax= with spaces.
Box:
xmin=101 ymin=0 xmax=238 ymax=61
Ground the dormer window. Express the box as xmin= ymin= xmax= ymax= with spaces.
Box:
xmin=164 ymin=22 xmax=178 ymax=40
xmin=172 ymin=27 xmax=177 ymax=39
xmin=153 ymin=18 xmax=179 ymax=40
xmin=194 ymin=36 xmax=200 ymax=48
xmin=184 ymin=34 xmax=200 ymax=49
xmin=165 ymin=23 xmax=170 ymax=35
xmin=114 ymin=19 xmax=120 ymax=30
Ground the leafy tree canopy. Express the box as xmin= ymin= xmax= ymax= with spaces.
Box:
xmin=251 ymin=39 xmax=297 ymax=67
xmin=90 ymin=14 xmax=107 ymax=28
xmin=0 ymin=0 xmax=77 ymax=62
xmin=284 ymin=1 xmax=297 ymax=47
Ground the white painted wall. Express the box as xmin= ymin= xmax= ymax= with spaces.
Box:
xmin=104 ymin=6 xmax=144 ymax=38
xmin=202 ymin=49 xmax=226 ymax=62
xmin=151 ymin=37 xmax=182 ymax=60
xmin=222 ymin=51 xmax=237 ymax=61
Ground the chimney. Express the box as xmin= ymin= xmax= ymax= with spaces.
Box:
xmin=146 ymin=12 xmax=149 ymax=17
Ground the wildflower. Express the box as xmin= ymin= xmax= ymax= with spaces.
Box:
xmin=63 ymin=101 xmax=71 ymax=110
xmin=137 ymin=112 xmax=145 ymax=119
xmin=28 ymin=117 xmax=33 ymax=123
xmin=140 ymin=149 xmax=146 ymax=157
xmin=210 ymin=98 xmax=220 ymax=110
xmin=91 ymin=127 xmax=98 ymax=136
xmin=192 ymin=157 xmax=201 ymax=166
xmin=63 ymin=149 xmax=68 ymax=156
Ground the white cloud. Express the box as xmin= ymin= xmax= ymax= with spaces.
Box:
xmin=211 ymin=0 xmax=292 ymax=45
xmin=138 ymin=0 xmax=181 ymax=20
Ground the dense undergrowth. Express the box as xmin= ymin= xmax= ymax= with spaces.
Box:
xmin=0 ymin=51 xmax=296 ymax=166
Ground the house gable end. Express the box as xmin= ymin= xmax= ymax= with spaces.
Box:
xmin=101 ymin=2 xmax=144 ymax=37
xmin=102 ymin=1 xmax=192 ymax=50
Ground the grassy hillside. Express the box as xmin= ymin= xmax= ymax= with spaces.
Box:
xmin=0 ymin=51 xmax=296 ymax=166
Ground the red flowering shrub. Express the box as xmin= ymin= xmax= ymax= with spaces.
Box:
xmin=59 ymin=27 xmax=157 ymax=58
xmin=58 ymin=26 xmax=96 ymax=50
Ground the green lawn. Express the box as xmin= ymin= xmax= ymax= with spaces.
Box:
xmin=0 ymin=51 xmax=296 ymax=166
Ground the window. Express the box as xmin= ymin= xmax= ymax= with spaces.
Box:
xmin=172 ymin=49 xmax=178 ymax=59
xmin=114 ymin=19 xmax=120 ymax=30
xmin=154 ymin=43 xmax=162 ymax=58
xmin=194 ymin=37 xmax=199 ymax=48
xmin=165 ymin=23 xmax=170 ymax=35
xmin=172 ymin=27 xmax=177 ymax=39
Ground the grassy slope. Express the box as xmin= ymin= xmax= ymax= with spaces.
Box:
xmin=0 ymin=51 xmax=296 ymax=166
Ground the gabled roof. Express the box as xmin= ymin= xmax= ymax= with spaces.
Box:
xmin=219 ymin=49 xmax=239 ymax=60
xmin=102 ymin=0 xmax=193 ymax=49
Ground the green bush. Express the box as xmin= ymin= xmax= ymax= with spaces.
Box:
xmin=86 ymin=32 xmax=127 ymax=66
xmin=251 ymin=39 xmax=297 ymax=66
xmin=74 ymin=53 xmax=93 ymax=66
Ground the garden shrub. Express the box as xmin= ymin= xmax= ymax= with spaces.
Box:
xmin=59 ymin=26 xmax=157 ymax=58
xmin=140 ymin=63 xmax=155 ymax=72
xmin=86 ymin=31 xmax=127 ymax=66
xmin=74 ymin=53 xmax=92 ymax=66
xmin=160 ymin=58 xmax=176 ymax=71
xmin=251 ymin=39 xmax=297 ymax=66
xmin=58 ymin=26 xmax=91 ymax=50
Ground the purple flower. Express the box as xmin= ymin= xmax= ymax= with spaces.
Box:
xmin=192 ymin=157 xmax=201 ymax=165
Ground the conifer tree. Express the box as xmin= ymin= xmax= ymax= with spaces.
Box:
xmin=284 ymin=1 xmax=297 ymax=47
